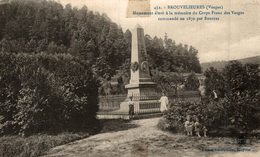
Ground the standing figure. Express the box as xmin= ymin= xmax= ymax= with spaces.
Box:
xmin=159 ymin=92 xmax=169 ymax=113
xmin=184 ymin=115 xmax=194 ymax=136
xmin=194 ymin=117 xmax=202 ymax=137
xmin=128 ymin=96 xmax=135 ymax=120
xmin=102 ymin=79 xmax=112 ymax=96
xmin=202 ymin=126 xmax=208 ymax=137
xmin=194 ymin=116 xmax=208 ymax=137
xmin=212 ymin=90 xmax=218 ymax=101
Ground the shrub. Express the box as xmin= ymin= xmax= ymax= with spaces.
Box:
xmin=156 ymin=62 xmax=260 ymax=136
xmin=184 ymin=72 xmax=200 ymax=90
xmin=222 ymin=61 xmax=260 ymax=131
xmin=161 ymin=100 xmax=227 ymax=134
xmin=151 ymin=70 xmax=184 ymax=93
xmin=222 ymin=90 xmax=260 ymax=131
xmin=160 ymin=97 xmax=260 ymax=136
xmin=204 ymin=67 xmax=225 ymax=98
xmin=0 ymin=52 xmax=100 ymax=136
xmin=191 ymin=61 xmax=260 ymax=134
xmin=157 ymin=118 xmax=172 ymax=131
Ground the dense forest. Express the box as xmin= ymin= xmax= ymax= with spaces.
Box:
xmin=0 ymin=0 xmax=201 ymax=79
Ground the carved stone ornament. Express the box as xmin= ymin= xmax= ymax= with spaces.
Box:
xmin=131 ymin=61 xmax=139 ymax=72
xmin=141 ymin=61 xmax=149 ymax=72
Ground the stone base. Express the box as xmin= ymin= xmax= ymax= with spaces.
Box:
xmin=119 ymin=100 xmax=160 ymax=114
xmin=97 ymin=111 xmax=162 ymax=120
xmin=118 ymin=82 xmax=160 ymax=114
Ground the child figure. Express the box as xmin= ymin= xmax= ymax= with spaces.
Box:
xmin=202 ymin=126 xmax=208 ymax=137
xmin=194 ymin=117 xmax=202 ymax=137
xmin=159 ymin=92 xmax=169 ymax=113
xmin=128 ymin=96 xmax=134 ymax=120
xmin=194 ymin=116 xmax=208 ymax=137
xmin=184 ymin=115 xmax=194 ymax=136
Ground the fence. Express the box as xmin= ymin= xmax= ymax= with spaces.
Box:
xmin=98 ymin=94 xmax=126 ymax=111
xmin=98 ymin=91 xmax=201 ymax=112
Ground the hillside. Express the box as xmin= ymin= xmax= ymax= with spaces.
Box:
xmin=0 ymin=0 xmax=201 ymax=77
xmin=201 ymin=56 xmax=260 ymax=71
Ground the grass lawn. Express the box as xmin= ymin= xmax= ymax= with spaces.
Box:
xmin=0 ymin=119 xmax=133 ymax=157
xmin=0 ymin=132 xmax=91 ymax=157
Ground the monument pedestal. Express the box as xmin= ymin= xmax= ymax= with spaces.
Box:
xmin=119 ymin=82 xmax=160 ymax=114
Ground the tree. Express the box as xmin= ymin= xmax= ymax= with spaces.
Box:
xmin=203 ymin=61 xmax=260 ymax=131
xmin=0 ymin=52 xmax=100 ymax=135
xmin=222 ymin=61 xmax=260 ymax=130
xmin=92 ymin=56 xmax=113 ymax=80
xmin=151 ymin=70 xmax=184 ymax=94
xmin=0 ymin=0 xmax=201 ymax=76
xmin=185 ymin=72 xmax=200 ymax=90
xmin=204 ymin=67 xmax=225 ymax=98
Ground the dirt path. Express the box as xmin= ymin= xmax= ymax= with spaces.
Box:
xmin=44 ymin=118 xmax=260 ymax=157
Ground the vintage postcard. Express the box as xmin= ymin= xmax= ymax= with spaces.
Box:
xmin=0 ymin=0 xmax=259 ymax=156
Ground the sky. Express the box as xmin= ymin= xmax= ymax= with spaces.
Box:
xmin=58 ymin=0 xmax=260 ymax=63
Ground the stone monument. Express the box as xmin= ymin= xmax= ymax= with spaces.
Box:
xmin=119 ymin=24 xmax=160 ymax=114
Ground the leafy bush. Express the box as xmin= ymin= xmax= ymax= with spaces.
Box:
xmin=161 ymin=100 xmax=227 ymax=134
xmin=205 ymin=61 xmax=260 ymax=131
xmin=184 ymin=72 xmax=200 ymax=90
xmin=204 ymin=67 xmax=225 ymax=98
xmin=160 ymin=61 xmax=260 ymax=136
xmin=151 ymin=70 xmax=184 ymax=93
xmin=157 ymin=118 xmax=171 ymax=131
xmin=221 ymin=61 xmax=260 ymax=131
xmin=0 ymin=52 xmax=100 ymax=136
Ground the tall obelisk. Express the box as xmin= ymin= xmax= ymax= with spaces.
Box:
xmin=119 ymin=25 xmax=160 ymax=114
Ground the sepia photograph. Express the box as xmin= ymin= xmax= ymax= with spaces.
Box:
xmin=0 ymin=0 xmax=259 ymax=156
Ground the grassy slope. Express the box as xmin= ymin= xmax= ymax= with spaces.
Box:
xmin=0 ymin=119 xmax=133 ymax=157
xmin=201 ymin=56 xmax=260 ymax=72
xmin=0 ymin=132 xmax=91 ymax=157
